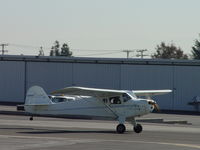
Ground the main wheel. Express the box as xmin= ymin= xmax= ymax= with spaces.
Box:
xmin=134 ymin=124 xmax=143 ymax=133
xmin=116 ymin=124 xmax=126 ymax=134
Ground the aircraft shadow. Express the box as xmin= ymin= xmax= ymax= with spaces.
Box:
xmin=0 ymin=127 xmax=34 ymax=130
xmin=18 ymin=129 xmax=116 ymax=134
xmin=0 ymin=127 xmax=117 ymax=134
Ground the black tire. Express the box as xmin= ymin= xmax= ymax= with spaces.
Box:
xmin=29 ymin=116 xmax=33 ymax=121
xmin=134 ymin=124 xmax=143 ymax=133
xmin=116 ymin=124 xmax=126 ymax=134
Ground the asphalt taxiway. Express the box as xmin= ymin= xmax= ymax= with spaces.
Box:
xmin=0 ymin=113 xmax=200 ymax=150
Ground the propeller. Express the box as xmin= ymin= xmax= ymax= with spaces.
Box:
xmin=147 ymin=100 xmax=160 ymax=112
xmin=154 ymin=103 xmax=160 ymax=112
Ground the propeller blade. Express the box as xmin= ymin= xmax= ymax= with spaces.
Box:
xmin=153 ymin=103 xmax=160 ymax=112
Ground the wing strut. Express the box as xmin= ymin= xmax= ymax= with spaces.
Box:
xmin=94 ymin=94 xmax=119 ymax=118
xmin=104 ymin=103 xmax=118 ymax=118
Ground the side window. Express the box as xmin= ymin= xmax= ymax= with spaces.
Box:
xmin=109 ymin=96 xmax=121 ymax=104
xmin=51 ymin=97 xmax=67 ymax=103
xmin=103 ymin=98 xmax=108 ymax=104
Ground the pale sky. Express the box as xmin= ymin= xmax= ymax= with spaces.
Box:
xmin=0 ymin=0 xmax=200 ymax=58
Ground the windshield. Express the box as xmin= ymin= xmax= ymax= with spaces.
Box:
xmin=126 ymin=91 xmax=137 ymax=99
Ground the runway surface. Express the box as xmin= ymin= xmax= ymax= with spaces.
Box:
xmin=0 ymin=114 xmax=199 ymax=150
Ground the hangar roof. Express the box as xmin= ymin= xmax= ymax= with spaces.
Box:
xmin=1 ymin=55 xmax=200 ymax=66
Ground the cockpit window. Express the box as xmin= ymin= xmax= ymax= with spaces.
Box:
xmin=122 ymin=93 xmax=132 ymax=102
xmin=126 ymin=91 xmax=137 ymax=99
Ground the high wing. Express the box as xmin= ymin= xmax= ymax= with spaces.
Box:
xmin=133 ymin=90 xmax=172 ymax=97
xmin=51 ymin=86 xmax=126 ymax=98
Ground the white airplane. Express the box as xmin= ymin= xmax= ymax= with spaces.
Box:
xmin=21 ymin=86 xmax=171 ymax=134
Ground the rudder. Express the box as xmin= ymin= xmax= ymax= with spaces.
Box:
xmin=25 ymin=86 xmax=52 ymax=105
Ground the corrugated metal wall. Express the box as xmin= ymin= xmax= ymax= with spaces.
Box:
xmin=0 ymin=61 xmax=25 ymax=102
xmin=0 ymin=57 xmax=199 ymax=111
xmin=173 ymin=66 xmax=200 ymax=111
xmin=120 ymin=65 xmax=173 ymax=110
xmin=73 ymin=63 xmax=121 ymax=89
xmin=26 ymin=62 xmax=73 ymax=93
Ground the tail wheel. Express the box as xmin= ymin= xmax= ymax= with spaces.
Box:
xmin=134 ymin=124 xmax=143 ymax=133
xmin=116 ymin=124 xmax=126 ymax=134
xmin=29 ymin=116 xmax=33 ymax=121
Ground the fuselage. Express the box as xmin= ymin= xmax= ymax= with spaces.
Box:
xmin=25 ymin=95 xmax=153 ymax=120
xmin=20 ymin=85 xmax=171 ymax=134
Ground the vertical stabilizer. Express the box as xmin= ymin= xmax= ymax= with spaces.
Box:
xmin=25 ymin=86 xmax=52 ymax=105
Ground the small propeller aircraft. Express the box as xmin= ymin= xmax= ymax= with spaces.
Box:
xmin=20 ymin=86 xmax=171 ymax=134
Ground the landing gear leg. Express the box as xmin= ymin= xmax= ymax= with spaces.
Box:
xmin=116 ymin=116 xmax=126 ymax=134
xmin=131 ymin=118 xmax=143 ymax=133
xmin=29 ymin=116 xmax=33 ymax=121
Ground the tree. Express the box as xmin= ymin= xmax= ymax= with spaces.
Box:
xmin=152 ymin=42 xmax=188 ymax=59
xmin=50 ymin=48 xmax=54 ymax=56
xmin=50 ymin=40 xmax=60 ymax=56
xmin=50 ymin=41 xmax=72 ymax=57
xmin=61 ymin=43 xmax=72 ymax=56
xmin=191 ymin=35 xmax=200 ymax=59
xmin=38 ymin=46 xmax=44 ymax=56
